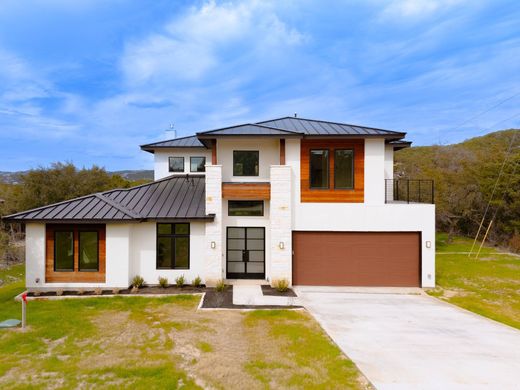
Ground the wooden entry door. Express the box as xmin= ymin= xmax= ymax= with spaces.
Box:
xmin=226 ymin=227 xmax=265 ymax=279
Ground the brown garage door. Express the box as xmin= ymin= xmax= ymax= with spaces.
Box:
xmin=292 ymin=232 xmax=420 ymax=287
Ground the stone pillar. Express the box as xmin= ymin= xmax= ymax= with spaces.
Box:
xmin=204 ymin=165 xmax=223 ymax=286
xmin=269 ymin=165 xmax=292 ymax=286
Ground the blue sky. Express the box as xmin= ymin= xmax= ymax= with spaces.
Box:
xmin=0 ymin=0 xmax=519 ymax=171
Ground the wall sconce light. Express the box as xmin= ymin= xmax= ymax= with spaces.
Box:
xmin=279 ymin=242 xmax=284 ymax=250
xmin=426 ymin=241 xmax=431 ymax=248
xmin=211 ymin=241 xmax=216 ymax=249
xmin=35 ymin=278 xmax=40 ymax=283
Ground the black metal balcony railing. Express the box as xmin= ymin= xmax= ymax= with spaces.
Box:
xmin=385 ymin=179 xmax=434 ymax=204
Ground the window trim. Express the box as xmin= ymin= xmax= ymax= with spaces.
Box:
xmin=78 ymin=230 xmax=100 ymax=272
xmin=334 ymin=148 xmax=355 ymax=190
xmin=190 ymin=156 xmax=206 ymax=173
xmin=168 ymin=156 xmax=185 ymax=173
xmin=156 ymin=223 xmax=190 ymax=270
xmin=228 ymin=200 xmax=264 ymax=217
xmin=309 ymin=149 xmax=330 ymax=189
xmin=233 ymin=150 xmax=259 ymax=177
xmin=53 ymin=230 xmax=74 ymax=272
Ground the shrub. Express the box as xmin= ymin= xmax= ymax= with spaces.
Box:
xmin=274 ymin=278 xmax=289 ymax=293
xmin=215 ymin=279 xmax=226 ymax=292
xmin=192 ymin=276 xmax=202 ymax=288
xmin=132 ymin=275 xmax=145 ymax=289
xmin=94 ymin=288 xmax=103 ymax=295
xmin=158 ymin=276 xmax=168 ymax=288
xmin=55 ymin=289 xmax=63 ymax=296
xmin=509 ymin=234 xmax=520 ymax=254
xmin=77 ymin=288 xmax=85 ymax=295
xmin=33 ymin=290 xmax=40 ymax=297
xmin=175 ymin=275 xmax=185 ymax=288
xmin=112 ymin=288 xmax=120 ymax=295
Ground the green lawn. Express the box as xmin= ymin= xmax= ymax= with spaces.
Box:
xmin=430 ymin=233 xmax=520 ymax=329
xmin=0 ymin=264 xmax=370 ymax=389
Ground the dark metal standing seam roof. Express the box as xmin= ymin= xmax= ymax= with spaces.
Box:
xmin=140 ymin=135 xmax=206 ymax=152
xmin=196 ymin=123 xmax=303 ymax=136
xmin=3 ymin=175 xmax=213 ymax=223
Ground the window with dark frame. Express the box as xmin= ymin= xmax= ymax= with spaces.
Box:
xmin=233 ymin=150 xmax=259 ymax=176
xmin=334 ymin=149 xmax=354 ymax=189
xmin=309 ymin=149 xmax=329 ymax=188
xmin=79 ymin=231 xmax=99 ymax=271
xmin=190 ymin=156 xmax=206 ymax=172
xmin=157 ymin=223 xmax=190 ymax=269
xmin=228 ymin=200 xmax=264 ymax=216
xmin=54 ymin=231 xmax=74 ymax=271
xmin=168 ymin=156 xmax=184 ymax=172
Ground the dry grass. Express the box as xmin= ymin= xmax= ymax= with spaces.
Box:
xmin=0 ymin=289 xmax=369 ymax=389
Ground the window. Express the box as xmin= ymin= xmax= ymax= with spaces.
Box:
xmin=228 ymin=200 xmax=264 ymax=216
xmin=233 ymin=151 xmax=259 ymax=176
xmin=310 ymin=149 xmax=329 ymax=188
xmin=168 ymin=157 xmax=184 ymax=172
xmin=79 ymin=231 xmax=99 ymax=271
xmin=54 ymin=231 xmax=74 ymax=271
xmin=190 ymin=156 xmax=206 ymax=172
xmin=157 ymin=223 xmax=190 ymax=269
xmin=334 ymin=149 xmax=354 ymax=189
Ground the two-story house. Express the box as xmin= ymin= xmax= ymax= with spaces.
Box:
xmin=5 ymin=117 xmax=435 ymax=289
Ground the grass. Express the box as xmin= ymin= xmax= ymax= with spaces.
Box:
xmin=429 ymin=233 xmax=520 ymax=329
xmin=0 ymin=264 xmax=369 ymax=389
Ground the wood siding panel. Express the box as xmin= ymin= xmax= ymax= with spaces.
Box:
xmin=293 ymin=231 xmax=421 ymax=287
xmin=45 ymin=224 xmax=106 ymax=283
xmin=222 ymin=182 xmax=271 ymax=200
xmin=300 ymin=139 xmax=364 ymax=202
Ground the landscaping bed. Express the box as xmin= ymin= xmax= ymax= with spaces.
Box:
xmin=201 ymin=286 xmax=302 ymax=309
xmin=261 ymin=284 xmax=297 ymax=297
xmin=26 ymin=285 xmax=207 ymax=298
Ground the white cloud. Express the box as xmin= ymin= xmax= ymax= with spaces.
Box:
xmin=380 ymin=0 xmax=466 ymax=20
xmin=121 ymin=0 xmax=306 ymax=85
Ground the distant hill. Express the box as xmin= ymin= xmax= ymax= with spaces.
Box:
xmin=0 ymin=169 xmax=153 ymax=184
xmin=395 ymin=129 xmax=519 ymax=251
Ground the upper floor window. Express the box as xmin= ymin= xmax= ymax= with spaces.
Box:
xmin=310 ymin=149 xmax=329 ymax=188
xmin=334 ymin=149 xmax=354 ymax=189
xmin=190 ymin=156 xmax=206 ymax=172
xmin=157 ymin=223 xmax=190 ymax=269
xmin=228 ymin=200 xmax=264 ymax=216
xmin=169 ymin=157 xmax=184 ymax=172
xmin=233 ymin=151 xmax=259 ymax=176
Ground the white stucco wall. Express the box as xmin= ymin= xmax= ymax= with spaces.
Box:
xmin=217 ymin=138 xmax=279 ymax=182
xmin=364 ymin=138 xmax=386 ymax=205
xmin=130 ymin=221 xmax=207 ymax=285
xmin=154 ymin=148 xmax=211 ymax=180
xmin=384 ymin=144 xmax=394 ymax=180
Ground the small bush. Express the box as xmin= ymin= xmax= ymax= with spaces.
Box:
xmin=77 ymin=288 xmax=85 ymax=295
xmin=158 ymin=276 xmax=168 ymax=288
xmin=274 ymin=278 xmax=289 ymax=293
xmin=192 ymin=276 xmax=202 ymax=288
xmin=55 ymin=289 xmax=63 ymax=296
xmin=132 ymin=275 xmax=145 ymax=289
xmin=112 ymin=288 xmax=120 ymax=295
xmin=175 ymin=275 xmax=185 ymax=288
xmin=94 ymin=288 xmax=103 ymax=295
xmin=215 ymin=279 xmax=226 ymax=292
xmin=33 ymin=290 xmax=40 ymax=297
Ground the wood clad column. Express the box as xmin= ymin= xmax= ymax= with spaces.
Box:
xmin=211 ymin=139 xmax=217 ymax=164
xmin=279 ymin=138 xmax=286 ymax=165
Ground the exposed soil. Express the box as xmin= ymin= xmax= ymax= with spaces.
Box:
xmin=261 ymin=284 xmax=297 ymax=297
xmin=27 ymin=285 xmax=207 ymax=297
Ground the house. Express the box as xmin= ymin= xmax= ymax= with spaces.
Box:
xmin=4 ymin=117 xmax=435 ymax=289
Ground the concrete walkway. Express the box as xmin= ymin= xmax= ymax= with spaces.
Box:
xmin=232 ymin=284 xmax=298 ymax=306
xmin=295 ymin=287 xmax=520 ymax=390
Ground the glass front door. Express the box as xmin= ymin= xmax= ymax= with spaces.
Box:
xmin=226 ymin=227 xmax=265 ymax=279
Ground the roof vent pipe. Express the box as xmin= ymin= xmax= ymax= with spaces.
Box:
xmin=164 ymin=123 xmax=176 ymax=140
xmin=294 ymin=113 xmax=297 ymax=118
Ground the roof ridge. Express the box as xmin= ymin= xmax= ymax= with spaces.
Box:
xmin=252 ymin=123 xmax=303 ymax=134
xmin=103 ymin=174 xmax=202 ymax=196
xmin=257 ymin=116 xmax=406 ymax=135
xmin=94 ymin=193 xmax=143 ymax=219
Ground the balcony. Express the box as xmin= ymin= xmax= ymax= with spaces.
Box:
xmin=385 ymin=179 xmax=434 ymax=204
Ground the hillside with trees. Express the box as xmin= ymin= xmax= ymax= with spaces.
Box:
xmin=395 ymin=129 xmax=520 ymax=252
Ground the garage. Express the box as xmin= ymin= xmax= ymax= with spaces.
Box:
xmin=292 ymin=232 xmax=421 ymax=287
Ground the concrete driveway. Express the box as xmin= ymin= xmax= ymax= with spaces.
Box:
xmin=295 ymin=287 xmax=520 ymax=390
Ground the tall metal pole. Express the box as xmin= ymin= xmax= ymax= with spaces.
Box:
xmin=21 ymin=293 xmax=27 ymax=329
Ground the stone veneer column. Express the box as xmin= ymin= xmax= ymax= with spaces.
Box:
xmin=269 ymin=165 xmax=293 ymax=286
xmin=204 ymin=165 xmax=223 ymax=286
